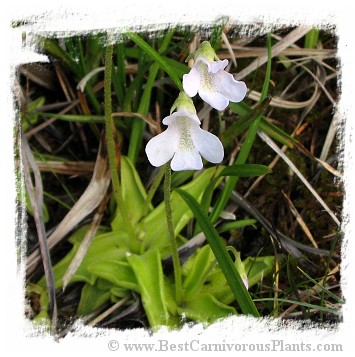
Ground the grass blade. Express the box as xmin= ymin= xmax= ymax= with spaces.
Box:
xmin=37 ymin=112 xmax=105 ymax=123
xmin=219 ymin=164 xmax=271 ymax=177
xmin=126 ymin=32 xmax=183 ymax=91
xmin=296 ymin=266 xmax=344 ymax=304
xmin=218 ymin=219 xmax=257 ymax=233
xmin=253 ymin=298 xmax=340 ymax=315
xmin=259 ymin=118 xmax=297 ymax=148
xmin=176 ymin=189 xmax=260 ymax=317
xmin=128 ymin=29 xmax=175 ymax=163
xmin=21 ymin=132 xmax=57 ymax=330
xmin=305 ymin=28 xmax=319 ymax=49
xmin=260 ymin=33 xmax=272 ymax=102
xmin=224 ymin=100 xmax=271 ymax=145
xmin=41 ymin=38 xmax=81 ymax=77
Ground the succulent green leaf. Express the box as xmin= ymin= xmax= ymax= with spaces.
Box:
xmin=127 ymin=249 xmax=171 ymax=328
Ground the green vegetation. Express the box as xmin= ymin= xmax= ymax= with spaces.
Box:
xmin=20 ymin=26 xmax=342 ymax=334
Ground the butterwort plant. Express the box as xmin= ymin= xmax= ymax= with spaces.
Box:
xmin=145 ymin=41 xmax=247 ymax=171
xmin=145 ymin=92 xmax=224 ymax=171
xmin=183 ymin=41 xmax=247 ymax=111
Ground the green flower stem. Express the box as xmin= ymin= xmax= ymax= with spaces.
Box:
xmin=164 ymin=163 xmax=183 ymax=305
xmin=104 ymin=43 xmax=140 ymax=253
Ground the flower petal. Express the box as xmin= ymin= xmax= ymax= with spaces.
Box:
xmin=182 ymin=67 xmax=200 ymax=98
xmin=145 ymin=128 xmax=178 ymax=167
xmin=198 ymin=90 xmax=229 ymax=111
xmin=215 ymin=71 xmax=247 ymax=103
xmin=191 ymin=127 xmax=224 ymax=164
xmin=163 ymin=110 xmax=200 ymax=126
xmin=170 ymin=149 xmax=203 ymax=171
xmin=195 ymin=57 xmax=228 ymax=74
xmin=194 ymin=57 xmax=211 ymax=71
xmin=208 ymin=59 xmax=228 ymax=74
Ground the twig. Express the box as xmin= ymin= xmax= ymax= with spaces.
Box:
xmin=235 ymin=26 xmax=312 ymax=80
xmin=258 ymin=131 xmax=340 ymax=226
xmin=319 ymin=114 xmax=339 ymax=163
xmin=282 ymin=191 xmax=319 ymax=248
xmin=88 ymin=296 xmax=131 ymax=327
xmin=112 ymin=112 xmax=158 ymax=131
xmin=25 ymin=100 xmax=79 ymax=138
xmin=247 ymin=87 xmax=320 ymax=109
xmin=221 ymin=32 xmax=237 ymax=68
xmin=36 ymin=160 xmax=95 ymax=176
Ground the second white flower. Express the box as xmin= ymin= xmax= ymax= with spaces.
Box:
xmin=145 ymin=109 xmax=224 ymax=171
xmin=183 ymin=41 xmax=247 ymax=111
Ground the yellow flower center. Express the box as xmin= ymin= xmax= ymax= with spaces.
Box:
xmin=197 ymin=62 xmax=216 ymax=93
xmin=177 ymin=117 xmax=195 ymax=151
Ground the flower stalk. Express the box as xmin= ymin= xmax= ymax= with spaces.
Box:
xmin=104 ymin=42 xmax=140 ymax=253
xmin=164 ymin=163 xmax=183 ymax=305
xmin=144 ymin=40 xmax=249 ymax=308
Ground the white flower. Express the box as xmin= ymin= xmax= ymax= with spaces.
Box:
xmin=183 ymin=42 xmax=247 ymax=111
xmin=145 ymin=109 xmax=224 ymax=171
